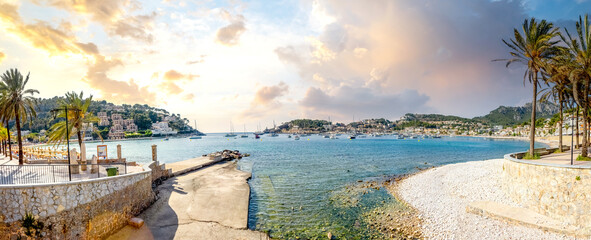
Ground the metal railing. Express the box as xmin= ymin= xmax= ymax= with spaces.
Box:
xmin=0 ymin=163 xmax=127 ymax=185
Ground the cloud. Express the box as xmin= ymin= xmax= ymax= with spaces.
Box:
xmin=182 ymin=93 xmax=195 ymax=101
xmin=300 ymin=86 xmax=432 ymax=120
xmin=0 ymin=51 xmax=5 ymax=63
xmin=276 ymin=0 xmax=530 ymax=119
xmin=241 ymin=82 xmax=289 ymax=119
xmin=215 ymin=10 xmax=246 ymax=46
xmin=31 ymin=0 xmax=156 ymax=42
xmin=83 ymin=55 xmax=157 ymax=105
xmin=253 ymin=82 xmax=289 ymax=106
xmin=163 ymin=69 xmax=199 ymax=81
xmin=186 ymin=55 xmax=206 ymax=65
xmin=0 ymin=3 xmax=98 ymax=56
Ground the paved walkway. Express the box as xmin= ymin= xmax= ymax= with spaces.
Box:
xmin=107 ymin=161 xmax=268 ymax=240
xmin=166 ymin=156 xmax=225 ymax=176
xmin=533 ymin=149 xmax=591 ymax=167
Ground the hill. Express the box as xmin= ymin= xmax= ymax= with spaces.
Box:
xmin=473 ymin=102 xmax=559 ymax=127
xmin=18 ymin=97 xmax=201 ymax=136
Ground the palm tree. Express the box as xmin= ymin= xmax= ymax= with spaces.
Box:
xmin=0 ymin=125 xmax=6 ymax=155
xmin=48 ymin=91 xmax=101 ymax=148
xmin=497 ymin=17 xmax=561 ymax=156
xmin=0 ymin=69 xmax=39 ymax=165
xmin=540 ymin=52 xmax=574 ymax=150
xmin=561 ymin=14 xmax=591 ymax=157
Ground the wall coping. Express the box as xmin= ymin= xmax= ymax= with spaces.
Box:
xmin=504 ymin=152 xmax=591 ymax=170
xmin=0 ymin=170 xmax=151 ymax=189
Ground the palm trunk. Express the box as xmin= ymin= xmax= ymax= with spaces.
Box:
xmin=529 ymin=76 xmax=538 ymax=156
xmin=583 ymin=82 xmax=589 ymax=157
xmin=14 ymin=106 xmax=23 ymax=165
xmin=77 ymin=130 xmax=83 ymax=149
xmin=6 ymin=120 xmax=12 ymax=161
xmin=559 ymin=97 xmax=563 ymax=150
xmin=577 ymin=108 xmax=580 ymax=148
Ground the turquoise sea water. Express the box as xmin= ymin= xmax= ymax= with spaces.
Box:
xmin=83 ymin=134 xmax=542 ymax=239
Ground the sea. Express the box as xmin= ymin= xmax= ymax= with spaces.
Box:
xmin=83 ymin=134 xmax=542 ymax=239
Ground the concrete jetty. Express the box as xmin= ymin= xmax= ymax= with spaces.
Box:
xmin=107 ymin=154 xmax=267 ymax=240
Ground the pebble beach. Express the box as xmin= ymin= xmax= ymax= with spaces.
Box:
xmin=396 ymin=159 xmax=574 ymax=239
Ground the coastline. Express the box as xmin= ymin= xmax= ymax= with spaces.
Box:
xmin=394 ymin=159 xmax=572 ymax=239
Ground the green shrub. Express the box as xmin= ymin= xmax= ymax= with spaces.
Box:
xmin=576 ymin=155 xmax=591 ymax=161
xmin=523 ymin=152 xmax=540 ymax=159
xmin=554 ymin=149 xmax=563 ymax=154
xmin=576 ymin=176 xmax=581 ymax=181
xmin=21 ymin=212 xmax=43 ymax=238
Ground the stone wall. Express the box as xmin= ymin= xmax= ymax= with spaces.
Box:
xmin=502 ymin=155 xmax=591 ymax=234
xmin=0 ymin=170 xmax=154 ymax=239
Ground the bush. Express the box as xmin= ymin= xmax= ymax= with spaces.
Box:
xmin=21 ymin=212 xmax=43 ymax=238
xmin=523 ymin=152 xmax=540 ymax=159
xmin=576 ymin=155 xmax=591 ymax=161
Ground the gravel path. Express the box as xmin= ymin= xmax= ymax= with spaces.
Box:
xmin=397 ymin=159 xmax=578 ymax=239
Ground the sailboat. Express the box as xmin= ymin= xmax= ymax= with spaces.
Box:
xmin=269 ymin=120 xmax=279 ymax=137
xmin=224 ymin=121 xmax=237 ymax=138
xmin=240 ymin=125 xmax=248 ymax=138
xmin=189 ymin=120 xmax=202 ymax=139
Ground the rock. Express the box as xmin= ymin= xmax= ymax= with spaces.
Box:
xmin=129 ymin=217 xmax=144 ymax=228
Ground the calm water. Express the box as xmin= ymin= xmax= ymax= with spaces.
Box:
xmin=83 ymin=134 xmax=541 ymax=239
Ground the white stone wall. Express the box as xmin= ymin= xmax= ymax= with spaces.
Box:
xmin=502 ymin=156 xmax=591 ymax=234
xmin=0 ymin=171 xmax=154 ymax=239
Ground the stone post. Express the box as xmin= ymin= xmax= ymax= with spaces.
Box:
xmin=117 ymin=144 xmax=122 ymax=161
xmin=80 ymin=142 xmax=87 ymax=171
xmin=152 ymin=145 xmax=157 ymax=162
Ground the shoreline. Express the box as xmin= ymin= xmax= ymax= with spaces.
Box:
xmin=394 ymin=159 xmax=572 ymax=239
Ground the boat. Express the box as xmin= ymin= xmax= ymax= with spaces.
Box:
xmin=433 ymin=135 xmax=442 ymax=139
xmin=358 ymin=134 xmax=366 ymax=138
xmin=397 ymin=135 xmax=405 ymax=139
xmin=164 ymin=137 xmax=169 ymax=141
xmin=323 ymin=134 xmax=330 ymax=138
xmin=224 ymin=121 xmax=237 ymax=138
xmin=255 ymin=134 xmax=260 ymax=139
xmin=189 ymin=121 xmax=202 ymax=139
xmin=288 ymin=135 xmax=292 ymax=138
xmin=240 ymin=125 xmax=248 ymax=138
xmin=269 ymin=132 xmax=279 ymax=137
xmin=330 ymin=134 xmax=337 ymax=139
xmin=294 ymin=135 xmax=300 ymax=140
xmin=348 ymin=135 xmax=356 ymax=140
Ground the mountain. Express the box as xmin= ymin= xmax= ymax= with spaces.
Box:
xmin=473 ymin=102 xmax=559 ymax=127
xmin=401 ymin=113 xmax=476 ymax=123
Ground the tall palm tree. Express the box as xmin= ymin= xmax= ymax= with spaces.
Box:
xmin=48 ymin=91 xmax=101 ymax=148
xmin=540 ymin=52 xmax=574 ymax=150
xmin=561 ymin=14 xmax=591 ymax=157
xmin=0 ymin=69 xmax=39 ymax=165
xmin=498 ymin=17 xmax=561 ymax=156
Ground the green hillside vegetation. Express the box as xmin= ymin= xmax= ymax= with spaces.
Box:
xmin=17 ymin=97 xmax=198 ymax=135
xmin=473 ymin=102 xmax=558 ymax=127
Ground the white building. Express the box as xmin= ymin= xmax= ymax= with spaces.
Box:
xmin=151 ymin=121 xmax=177 ymax=136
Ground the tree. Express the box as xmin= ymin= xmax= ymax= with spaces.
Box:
xmin=561 ymin=14 xmax=591 ymax=157
xmin=540 ymin=52 xmax=574 ymax=150
xmin=497 ymin=18 xmax=561 ymax=156
xmin=0 ymin=69 xmax=39 ymax=165
xmin=133 ymin=113 xmax=152 ymax=130
xmin=47 ymin=91 xmax=101 ymax=148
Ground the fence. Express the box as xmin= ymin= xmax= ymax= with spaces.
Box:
xmin=0 ymin=163 xmax=127 ymax=185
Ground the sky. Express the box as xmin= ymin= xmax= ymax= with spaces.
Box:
xmin=0 ymin=0 xmax=590 ymax=132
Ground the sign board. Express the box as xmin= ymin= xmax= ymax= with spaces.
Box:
xmin=97 ymin=145 xmax=108 ymax=159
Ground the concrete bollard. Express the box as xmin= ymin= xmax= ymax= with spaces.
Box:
xmin=152 ymin=145 xmax=157 ymax=162
xmin=117 ymin=144 xmax=122 ymax=161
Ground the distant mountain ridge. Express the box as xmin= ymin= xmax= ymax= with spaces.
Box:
xmin=473 ymin=102 xmax=559 ymax=126
xmin=403 ymin=102 xmax=559 ymax=127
